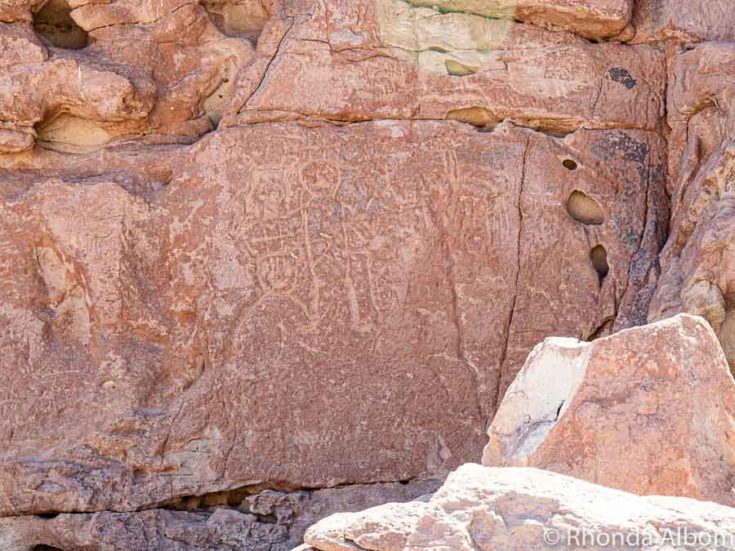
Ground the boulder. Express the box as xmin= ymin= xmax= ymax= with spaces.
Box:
xmin=483 ymin=314 xmax=735 ymax=506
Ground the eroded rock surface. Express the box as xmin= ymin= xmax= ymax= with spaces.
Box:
xmin=405 ymin=0 xmax=634 ymax=40
xmin=633 ymin=0 xmax=735 ymax=43
xmin=0 ymin=478 xmax=439 ymax=550
xmin=648 ymin=43 xmax=735 ymax=368
xmin=223 ymin=0 xmax=665 ymax=132
xmin=483 ymin=314 xmax=735 ymax=506
xmin=304 ymin=465 xmax=735 ymax=551
xmin=0 ymin=0 xmax=256 ymax=153
xmin=3 ymin=0 xmax=731 ymax=547
xmin=0 ymin=121 xmax=666 ymax=516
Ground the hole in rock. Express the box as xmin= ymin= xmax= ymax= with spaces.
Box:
xmin=35 ymin=114 xmax=111 ymax=151
xmin=37 ymin=512 xmax=60 ymax=519
xmin=167 ymin=486 xmax=253 ymax=511
xmin=562 ymin=158 xmax=578 ymax=171
xmin=447 ymin=107 xmax=499 ymax=128
xmin=445 ymin=59 xmax=477 ymax=76
xmin=590 ymin=245 xmax=609 ymax=283
xmin=201 ymin=0 xmax=269 ymax=42
xmin=566 ymin=190 xmax=604 ymax=225
xmin=587 ymin=317 xmax=614 ymax=341
xmin=32 ymin=546 xmax=64 ymax=551
xmin=203 ymin=73 xmax=236 ymax=128
xmin=33 ymin=0 xmax=88 ymax=49
xmin=532 ymin=127 xmax=575 ymax=139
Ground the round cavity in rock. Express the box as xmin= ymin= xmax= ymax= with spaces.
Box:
xmin=201 ymin=0 xmax=269 ymax=42
xmin=566 ymin=190 xmax=604 ymax=225
xmin=446 ymin=107 xmax=499 ymax=128
xmin=562 ymin=158 xmax=578 ymax=170
xmin=590 ymin=245 xmax=609 ymax=282
xmin=35 ymin=114 xmax=111 ymax=151
xmin=33 ymin=0 xmax=88 ymax=49
xmin=445 ymin=59 xmax=477 ymax=76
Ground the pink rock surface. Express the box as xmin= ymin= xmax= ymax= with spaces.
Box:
xmin=649 ymin=43 xmax=735 ymax=367
xmin=0 ymin=121 xmax=666 ymax=516
xmin=0 ymin=0 xmax=256 ymax=153
xmin=0 ymin=478 xmax=439 ymax=550
xmin=5 ymin=0 xmax=735 ymax=547
xmin=224 ymin=0 xmax=664 ymax=132
xmin=405 ymin=0 xmax=634 ymax=39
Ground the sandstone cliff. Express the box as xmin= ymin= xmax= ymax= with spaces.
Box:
xmin=1 ymin=0 xmax=734 ymax=549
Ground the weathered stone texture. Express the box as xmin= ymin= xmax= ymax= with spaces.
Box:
xmin=4 ymin=0 xmax=725 ymax=547
xmin=648 ymin=43 xmax=735 ymax=367
xmin=0 ymin=0 xmax=255 ymax=153
xmin=404 ymin=0 xmax=634 ymax=40
xmin=224 ymin=0 xmax=665 ymax=132
xmin=304 ymin=465 xmax=735 ymax=551
xmin=633 ymin=0 xmax=735 ymax=43
xmin=0 ymin=478 xmax=439 ymax=550
xmin=0 ymin=121 xmax=666 ymax=517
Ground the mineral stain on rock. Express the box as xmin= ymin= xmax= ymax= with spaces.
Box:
xmin=609 ymin=67 xmax=638 ymax=89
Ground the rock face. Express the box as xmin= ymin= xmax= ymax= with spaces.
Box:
xmin=482 ymin=314 xmax=735 ymax=506
xmin=0 ymin=121 xmax=666 ymax=516
xmin=304 ymin=465 xmax=735 ymax=551
xmin=0 ymin=0 xmax=253 ymax=152
xmin=633 ymin=0 xmax=735 ymax=43
xmin=225 ymin=0 xmax=664 ymax=132
xmin=648 ymin=42 xmax=735 ymax=369
xmin=404 ymin=0 xmax=634 ymax=39
xmin=0 ymin=478 xmax=440 ymax=550
xmin=2 ymin=0 xmax=735 ymax=547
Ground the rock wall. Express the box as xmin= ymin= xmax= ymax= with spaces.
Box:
xmin=0 ymin=0 xmax=732 ymax=548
